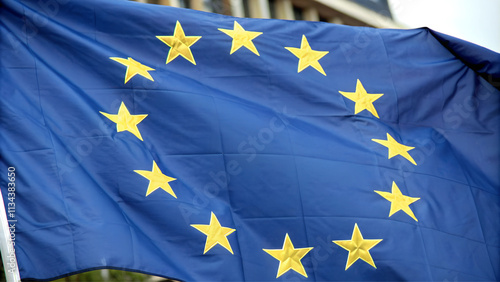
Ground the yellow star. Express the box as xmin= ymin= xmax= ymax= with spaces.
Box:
xmin=218 ymin=21 xmax=262 ymax=55
xmin=191 ymin=212 xmax=236 ymax=254
xmin=339 ymin=79 xmax=384 ymax=118
xmin=285 ymin=35 xmax=329 ymax=76
xmin=263 ymin=233 xmax=313 ymax=278
xmin=156 ymin=21 xmax=202 ymax=65
xmin=333 ymin=223 xmax=383 ymax=270
xmin=134 ymin=160 xmax=177 ymax=197
xmin=109 ymin=57 xmax=154 ymax=84
xmin=100 ymin=102 xmax=148 ymax=141
xmin=375 ymin=181 xmax=420 ymax=221
xmin=372 ymin=133 xmax=417 ymax=165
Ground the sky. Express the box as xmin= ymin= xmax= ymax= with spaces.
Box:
xmin=388 ymin=0 xmax=500 ymax=53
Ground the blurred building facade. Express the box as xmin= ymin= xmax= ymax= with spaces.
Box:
xmin=133 ymin=0 xmax=402 ymax=28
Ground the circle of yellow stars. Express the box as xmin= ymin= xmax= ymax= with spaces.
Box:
xmin=99 ymin=19 xmax=426 ymax=279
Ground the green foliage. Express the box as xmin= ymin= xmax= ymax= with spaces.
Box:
xmin=52 ymin=269 xmax=150 ymax=282
xmin=0 ymin=261 xmax=176 ymax=282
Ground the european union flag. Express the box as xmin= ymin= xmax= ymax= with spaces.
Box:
xmin=0 ymin=0 xmax=499 ymax=281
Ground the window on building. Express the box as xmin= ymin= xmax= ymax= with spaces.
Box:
xmin=203 ymin=0 xmax=230 ymax=15
xmin=292 ymin=5 xmax=303 ymax=20
xmin=179 ymin=0 xmax=191 ymax=8
xmin=242 ymin=0 xmax=251 ymax=18
xmin=205 ymin=0 xmax=221 ymax=13
xmin=268 ymin=0 xmax=277 ymax=19
xmin=319 ymin=16 xmax=330 ymax=22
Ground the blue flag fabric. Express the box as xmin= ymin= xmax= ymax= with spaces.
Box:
xmin=1 ymin=0 xmax=499 ymax=281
